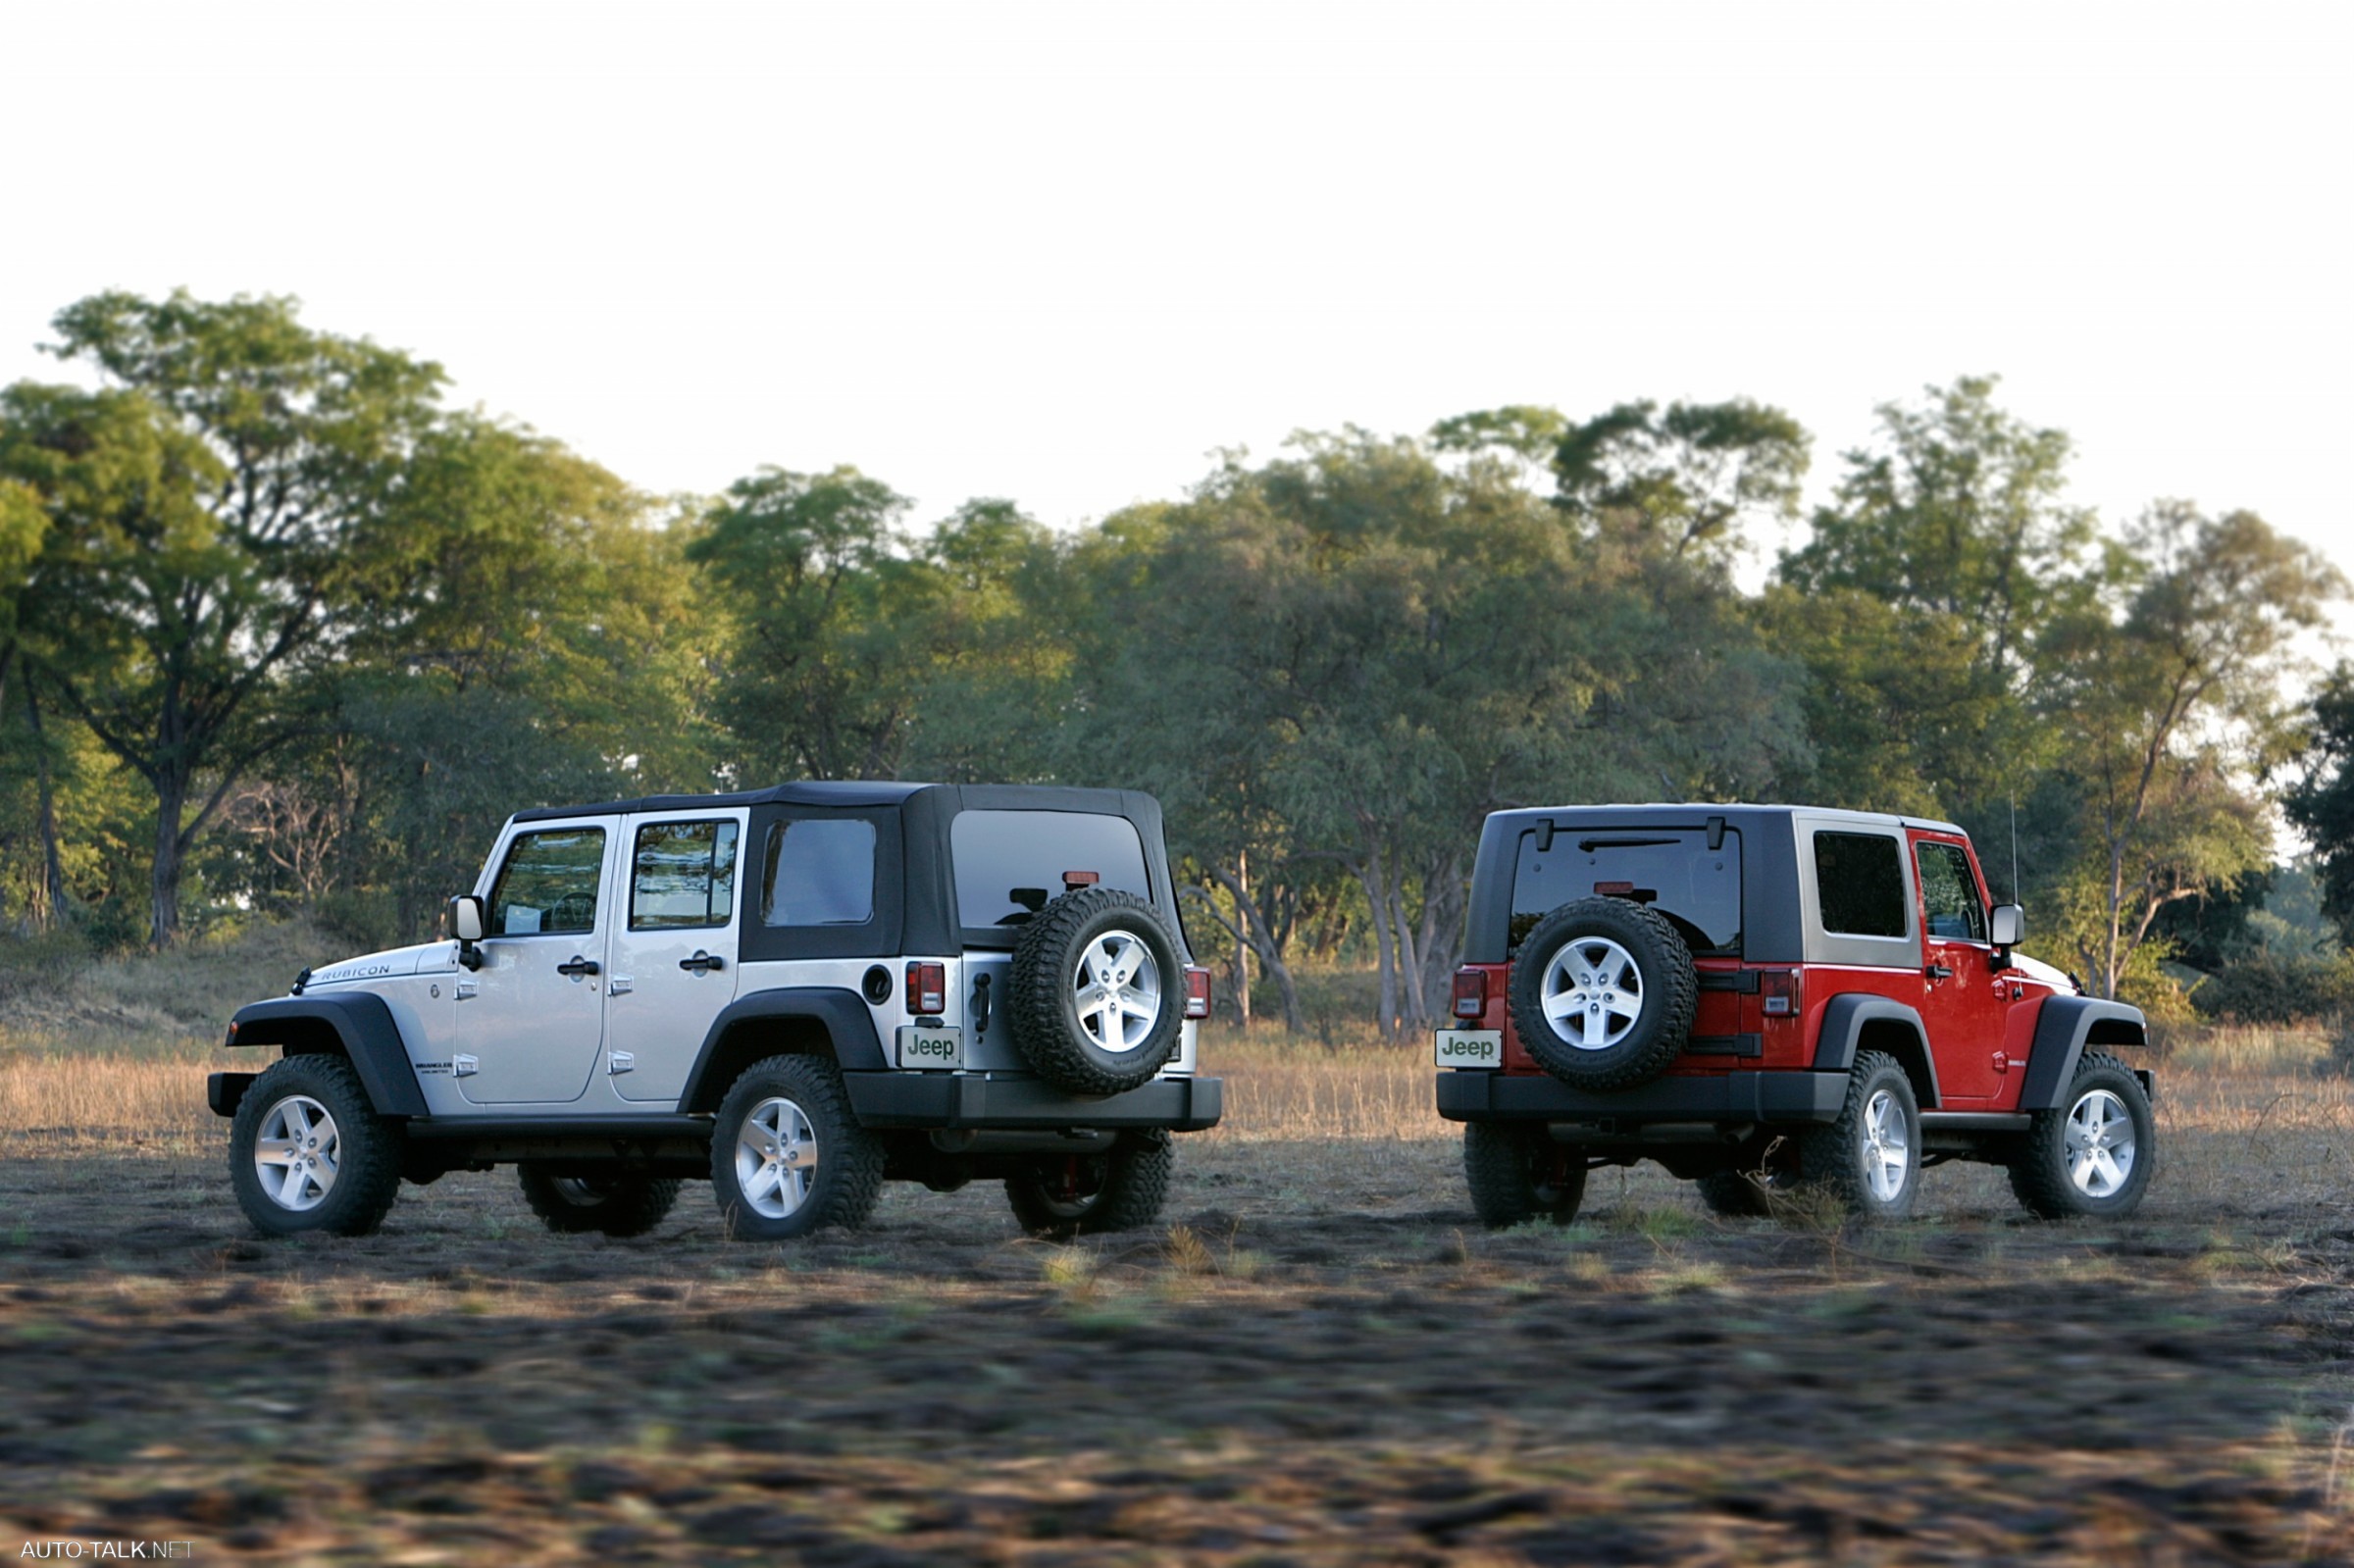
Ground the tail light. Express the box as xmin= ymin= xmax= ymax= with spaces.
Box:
xmin=1761 ymin=969 xmax=1801 ymax=1017
xmin=906 ymin=961 xmax=947 ymax=1016
xmin=1183 ymin=966 xmax=1211 ymax=1019
xmin=1452 ymin=966 xmax=1490 ymax=1019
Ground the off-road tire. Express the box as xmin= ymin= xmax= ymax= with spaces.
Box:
xmin=1006 ymin=887 xmax=1185 ymax=1095
xmin=1508 ymin=897 xmax=1698 ymax=1091
xmin=517 ymin=1164 xmax=683 ymax=1238
xmin=1695 ymin=1138 xmax=1802 ymax=1217
xmin=1795 ymin=1049 xmax=1919 ymax=1222
xmin=229 ymin=1053 xmax=403 ymax=1238
xmin=2007 ymin=1051 xmax=2155 ymax=1219
xmin=709 ymin=1054 xmax=886 ymax=1241
xmin=1461 ymin=1122 xmax=1589 ymax=1228
xmin=1005 ymin=1129 xmax=1174 ymax=1239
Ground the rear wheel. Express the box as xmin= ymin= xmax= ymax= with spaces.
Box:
xmin=709 ymin=1055 xmax=886 ymax=1241
xmin=1695 ymin=1140 xmax=1801 ymax=1218
xmin=1462 ymin=1123 xmax=1588 ymax=1228
xmin=517 ymin=1164 xmax=682 ymax=1238
xmin=228 ymin=1054 xmax=403 ymax=1238
xmin=1794 ymin=1050 xmax=1919 ymax=1221
xmin=1005 ymin=1130 xmax=1173 ymax=1239
xmin=2007 ymin=1052 xmax=2155 ymax=1219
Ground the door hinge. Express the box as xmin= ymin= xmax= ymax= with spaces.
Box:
xmin=455 ymin=980 xmax=479 ymax=1000
xmin=452 ymin=1054 xmax=479 ymax=1078
xmin=608 ymin=1050 xmax=636 ymax=1075
xmin=609 ymin=975 xmax=634 ymax=996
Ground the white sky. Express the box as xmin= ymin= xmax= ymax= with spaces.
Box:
xmin=5 ymin=0 xmax=2351 ymax=592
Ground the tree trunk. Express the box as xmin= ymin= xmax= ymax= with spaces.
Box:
xmin=1207 ymin=863 xmax=1305 ymax=1034
xmin=1357 ymin=847 xmax=1399 ymax=1042
xmin=25 ymin=678 xmax=63 ymax=929
xmin=1390 ymin=879 xmax=1428 ymax=1037
xmin=1232 ymin=848 xmax=1254 ymax=1028
xmin=151 ymin=769 xmax=189 ymax=948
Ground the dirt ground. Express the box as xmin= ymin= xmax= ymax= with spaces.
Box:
xmin=6 ymin=1115 xmax=2354 ymax=1565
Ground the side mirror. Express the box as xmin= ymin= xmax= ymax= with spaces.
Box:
xmin=448 ymin=894 xmax=486 ymax=968
xmin=1989 ymin=903 xmax=2023 ymax=948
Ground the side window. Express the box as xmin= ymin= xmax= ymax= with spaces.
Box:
xmin=761 ymin=819 xmax=878 ymax=927
xmin=1917 ymin=840 xmax=1987 ymax=942
xmin=488 ymin=828 xmax=607 ymax=936
xmin=630 ymin=819 xmax=741 ymax=931
xmin=1813 ymin=831 xmax=1907 ymax=938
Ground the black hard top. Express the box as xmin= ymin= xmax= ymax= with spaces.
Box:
xmin=515 ymin=780 xmax=947 ymax=823
xmin=1464 ymin=801 xmax=1966 ymax=965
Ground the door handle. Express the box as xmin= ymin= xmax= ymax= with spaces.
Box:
xmin=1925 ymin=963 xmax=1954 ymax=981
xmin=680 ymin=951 xmax=725 ymax=975
xmin=557 ymin=955 xmax=600 ymax=978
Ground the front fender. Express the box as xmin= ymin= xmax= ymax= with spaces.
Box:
xmin=2017 ymin=996 xmax=2149 ymax=1111
xmin=226 ymin=992 xmax=429 ymax=1118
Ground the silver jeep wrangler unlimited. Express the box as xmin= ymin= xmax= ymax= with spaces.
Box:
xmin=211 ymin=783 xmax=1220 ymax=1241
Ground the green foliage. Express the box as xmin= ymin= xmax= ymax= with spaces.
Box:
xmin=2287 ymin=663 xmax=2354 ymax=947
xmin=2190 ymin=950 xmax=2354 ymax=1025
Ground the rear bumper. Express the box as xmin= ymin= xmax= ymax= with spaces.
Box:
xmin=1436 ymin=1069 xmax=1847 ymax=1126
xmin=845 ymin=1073 xmax=1223 ymax=1132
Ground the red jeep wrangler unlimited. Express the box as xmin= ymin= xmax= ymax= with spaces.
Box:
xmin=1437 ymin=805 xmax=2156 ymax=1224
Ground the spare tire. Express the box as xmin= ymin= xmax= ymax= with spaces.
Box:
xmin=1006 ymin=887 xmax=1185 ymax=1094
xmin=1508 ymin=896 xmax=1697 ymax=1091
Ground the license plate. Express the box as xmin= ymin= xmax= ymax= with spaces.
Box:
xmin=1434 ymin=1029 xmax=1503 ymax=1068
xmin=895 ymin=1025 xmax=964 ymax=1070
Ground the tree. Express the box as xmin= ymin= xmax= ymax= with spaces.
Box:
xmin=1 ymin=291 xmax=443 ymax=944
xmin=1549 ymin=397 xmax=1810 ymax=566
xmin=333 ymin=416 xmax=716 ymax=936
xmin=2040 ymin=505 xmax=2340 ymax=997
xmin=688 ymin=466 xmax=951 ymax=784
xmin=2286 ymin=663 xmax=2354 ymax=947
xmin=1780 ymin=376 xmax=2096 ymax=688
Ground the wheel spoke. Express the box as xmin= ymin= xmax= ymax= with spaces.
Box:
xmin=1543 ymin=987 xmax=1578 ymax=1023
xmin=255 ymin=1138 xmax=299 ymax=1166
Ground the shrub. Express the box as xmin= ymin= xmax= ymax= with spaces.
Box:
xmin=2192 ymin=951 xmax=2354 ymax=1025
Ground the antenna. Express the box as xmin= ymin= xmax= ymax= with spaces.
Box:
xmin=2009 ymin=793 xmax=2021 ymax=903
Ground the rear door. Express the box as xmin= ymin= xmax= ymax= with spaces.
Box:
xmin=457 ymin=820 xmax=614 ymax=1105
xmin=607 ymin=810 xmax=747 ymax=1103
xmin=1911 ymin=831 xmax=2006 ymax=1104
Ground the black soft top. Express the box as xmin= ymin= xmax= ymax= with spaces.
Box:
xmin=512 ymin=780 xmax=930 ymax=823
xmin=508 ymin=782 xmax=1184 ymax=959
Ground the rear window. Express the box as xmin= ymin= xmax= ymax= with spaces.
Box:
xmin=1510 ymin=828 xmax=1741 ymax=955
xmin=1814 ymin=831 xmax=1908 ymax=938
xmin=951 ymin=810 xmax=1151 ymax=932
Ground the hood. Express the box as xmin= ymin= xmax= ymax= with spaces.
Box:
xmin=301 ymin=941 xmax=456 ymax=989
xmin=2010 ymin=950 xmax=2078 ymax=994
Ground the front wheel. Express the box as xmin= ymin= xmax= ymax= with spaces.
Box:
xmin=228 ymin=1054 xmax=403 ymax=1238
xmin=1795 ymin=1049 xmax=1919 ymax=1222
xmin=1461 ymin=1123 xmax=1588 ymax=1228
xmin=2007 ymin=1052 xmax=2155 ymax=1219
xmin=1005 ymin=1130 xmax=1174 ymax=1239
xmin=517 ymin=1164 xmax=682 ymax=1238
xmin=709 ymin=1055 xmax=886 ymax=1241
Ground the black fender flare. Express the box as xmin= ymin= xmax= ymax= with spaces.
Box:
xmin=227 ymin=992 xmax=429 ymax=1118
xmin=2017 ymin=996 xmax=2149 ymax=1111
xmin=1810 ymin=992 xmax=1941 ymax=1109
xmin=675 ymin=986 xmax=888 ymax=1114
